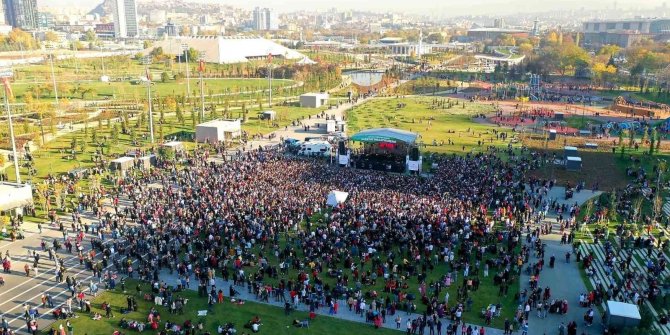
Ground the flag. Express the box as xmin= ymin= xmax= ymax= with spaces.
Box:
xmin=1 ymin=77 xmax=13 ymax=97
xmin=145 ymin=68 xmax=152 ymax=82
xmin=267 ymin=53 xmax=273 ymax=64
xmin=198 ymin=59 xmax=205 ymax=73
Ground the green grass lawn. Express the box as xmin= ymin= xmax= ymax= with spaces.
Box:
xmin=11 ymin=78 xmax=297 ymax=102
xmin=44 ymin=280 xmax=401 ymax=335
xmin=564 ymin=116 xmax=603 ymax=130
xmin=346 ymin=97 xmax=516 ymax=155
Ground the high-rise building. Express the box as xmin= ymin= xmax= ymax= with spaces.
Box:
xmin=112 ymin=0 xmax=138 ymax=38
xmin=3 ymin=0 xmax=38 ymax=30
xmin=531 ymin=19 xmax=540 ymax=37
xmin=252 ymin=7 xmax=278 ymax=31
xmin=493 ymin=18 xmax=505 ymax=29
xmin=0 ymin=1 xmax=5 ymax=25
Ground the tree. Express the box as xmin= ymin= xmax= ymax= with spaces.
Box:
xmin=184 ymin=48 xmax=199 ymax=64
xmin=45 ymin=31 xmax=59 ymax=43
xmin=84 ymin=29 xmax=97 ymax=42
xmin=598 ymin=44 xmax=621 ymax=57
xmin=628 ymin=129 xmax=635 ymax=148
xmin=68 ymin=136 xmax=78 ymax=159
xmin=608 ymin=190 xmax=618 ymax=222
xmin=591 ymin=62 xmax=616 ymax=86
xmin=79 ymin=137 xmax=87 ymax=155
xmin=176 ymin=105 xmax=184 ymax=123
xmin=111 ymin=124 xmax=119 ymax=143
xmin=161 ymin=71 xmax=170 ymax=83
xmin=425 ymin=33 xmax=445 ymax=44
xmin=8 ymin=28 xmax=38 ymax=49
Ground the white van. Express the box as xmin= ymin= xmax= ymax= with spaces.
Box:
xmin=298 ymin=140 xmax=332 ymax=157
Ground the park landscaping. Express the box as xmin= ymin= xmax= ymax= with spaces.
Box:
xmin=346 ymin=97 xmax=516 ymax=155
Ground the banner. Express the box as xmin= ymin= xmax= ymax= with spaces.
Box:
xmin=407 ymin=160 xmax=420 ymax=171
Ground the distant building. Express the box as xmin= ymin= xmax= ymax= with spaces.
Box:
xmin=582 ymin=18 xmax=670 ymax=48
xmin=252 ymin=7 xmax=278 ymax=31
xmin=493 ymin=18 xmax=506 ymax=29
xmin=0 ymin=1 xmax=5 ymax=25
xmin=95 ymin=23 xmax=115 ymax=39
xmin=466 ymin=28 xmax=529 ymax=41
xmin=112 ymin=0 xmax=138 ymax=38
xmin=3 ymin=0 xmax=38 ymax=30
xmin=164 ymin=22 xmax=178 ymax=37
xmin=531 ymin=19 xmax=540 ymax=37
xmin=37 ymin=11 xmax=52 ymax=29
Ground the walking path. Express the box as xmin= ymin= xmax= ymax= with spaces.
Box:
xmin=522 ymin=186 xmax=604 ymax=335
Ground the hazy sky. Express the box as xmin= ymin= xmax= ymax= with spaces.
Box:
xmin=37 ymin=0 xmax=670 ymax=15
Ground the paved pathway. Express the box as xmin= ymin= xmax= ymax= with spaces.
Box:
xmin=522 ymin=186 xmax=604 ymax=335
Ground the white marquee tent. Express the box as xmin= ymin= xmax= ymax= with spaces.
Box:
xmin=0 ymin=182 xmax=33 ymax=212
xmin=326 ymin=191 xmax=349 ymax=207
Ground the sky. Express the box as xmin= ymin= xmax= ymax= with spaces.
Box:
xmin=37 ymin=0 xmax=670 ymax=15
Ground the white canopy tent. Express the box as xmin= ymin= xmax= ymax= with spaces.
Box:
xmin=326 ymin=191 xmax=349 ymax=207
xmin=0 ymin=182 xmax=33 ymax=212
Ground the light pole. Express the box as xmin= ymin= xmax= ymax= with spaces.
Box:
xmin=143 ymin=56 xmax=155 ymax=143
xmin=99 ymin=46 xmax=106 ymax=77
xmin=47 ymin=45 xmax=59 ymax=110
xmin=267 ymin=52 xmax=273 ymax=108
xmin=198 ymin=52 xmax=206 ymax=121
xmin=182 ymin=44 xmax=191 ymax=98
xmin=0 ymin=69 xmax=20 ymax=183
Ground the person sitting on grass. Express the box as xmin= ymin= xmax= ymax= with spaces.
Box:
xmin=244 ymin=316 xmax=262 ymax=333
xmin=92 ymin=312 xmax=102 ymax=320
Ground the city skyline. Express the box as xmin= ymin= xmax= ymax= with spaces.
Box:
xmin=34 ymin=0 xmax=670 ymax=15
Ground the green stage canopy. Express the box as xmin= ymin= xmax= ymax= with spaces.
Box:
xmin=350 ymin=128 xmax=418 ymax=144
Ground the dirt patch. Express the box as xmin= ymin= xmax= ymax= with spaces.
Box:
xmin=527 ymin=150 xmax=628 ymax=191
xmin=489 ymin=116 xmax=536 ymax=127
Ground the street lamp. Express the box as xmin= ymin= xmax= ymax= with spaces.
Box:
xmin=46 ymin=44 xmax=59 ymax=110
xmin=182 ymin=44 xmax=191 ymax=98
xmin=99 ymin=45 xmax=106 ymax=78
xmin=143 ymin=56 xmax=155 ymax=143
xmin=198 ymin=51 xmax=206 ymax=121
xmin=0 ymin=68 xmax=20 ymax=183
xmin=267 ymin=51 xmax=273 ymax=108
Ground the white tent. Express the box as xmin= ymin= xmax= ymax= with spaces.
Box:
xmin=297 ymin=57 xmax=317 ymax=65
xmin=326 ymin=191 xmax=348 ymax=207
xmin=0 ymin=182 xmax=33 ymax=212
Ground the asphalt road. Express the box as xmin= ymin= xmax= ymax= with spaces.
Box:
xmin=0 ymin=199 xmax=135 ymax=334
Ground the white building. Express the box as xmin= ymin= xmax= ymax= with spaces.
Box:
xmin=149 ymin=36 xmax=309 ymax=64
xmin=252 ymin=7 xmax=278 ymax=31
xmin=113 ymin=0 xmax=139 ymax=38
xmin=195 ymin=119 xmax=242 ymax=143
xmin=300 ymin=93 xmax=329 ymax=108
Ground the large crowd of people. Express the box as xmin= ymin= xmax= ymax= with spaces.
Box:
xmin=2 ymin=139 xmax=623 ymax=335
